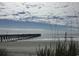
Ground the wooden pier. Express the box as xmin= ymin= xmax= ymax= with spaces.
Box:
xmin=0 ymin=34 xmax=41 ymax=42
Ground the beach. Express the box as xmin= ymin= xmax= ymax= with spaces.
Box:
xmin=0 ymin=39 xmax=57 ymax=56
xmin=0 ymin=36 xmax=79 ymax=56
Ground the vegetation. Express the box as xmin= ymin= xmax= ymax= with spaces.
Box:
xmin=0 ymin=48 xmax=7 ymax=56
xmin=36 ymin=44 xmax=55 ymax=56
xmin=68 ymin=38 xmax=77 ymax=56
xmin=55 ymin=40 xmax=67 ymax=56
xmin=36 ymin=32 xmax=78 ymax=56
xmin=36 ymin=39 xmax=77 ymax=56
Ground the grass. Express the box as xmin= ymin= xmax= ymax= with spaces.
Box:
xmin=36 ymin=32 xmax=78 ymax=56
xmin=36 ymin=44 xmax=55 ymax=56
xmin=0 ymin=48 xmax=7 ymax=56
xmin=36 ymin=38 xmax=78 ymax=56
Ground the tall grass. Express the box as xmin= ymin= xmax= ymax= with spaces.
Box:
xmin=36 ymin=44 xmax=55 ymax=56
xmin=55 ymin=40 xmax=67 ymax=56
xmin=36 ymin=32 xmax=78 ymax=56
xmin=0 ymin=48 xmax=7 ymax=56
xmin=68 ymin=38 xmax=77 ymax=56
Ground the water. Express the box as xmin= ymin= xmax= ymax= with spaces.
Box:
xmin=19 ymin=33 xmax=79 ymax=41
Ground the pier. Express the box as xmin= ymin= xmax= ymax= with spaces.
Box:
xmin=0 ymin=34 xmax=41 ymax=42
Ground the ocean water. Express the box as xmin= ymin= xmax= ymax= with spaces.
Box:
xmin=20 ymin=33 xmax=79 ymax=41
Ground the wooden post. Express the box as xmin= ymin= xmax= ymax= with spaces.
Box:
xmin=65 ymin=32 xmax=67 ymax=41
xmin=1 ymin=36 xmax=2 ymax=42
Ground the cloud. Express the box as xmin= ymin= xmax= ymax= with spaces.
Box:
xmin=66 ymin=16 xmax=78 ymax=18
xmin=0 ymin=2 xmax=79 ymax=28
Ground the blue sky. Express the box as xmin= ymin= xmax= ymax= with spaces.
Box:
xmin=0 ymin=2 xmax=79 ymax=34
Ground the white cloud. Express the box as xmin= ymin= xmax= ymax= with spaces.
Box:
xmin=0 ymin=2 xmax=79 ymax=27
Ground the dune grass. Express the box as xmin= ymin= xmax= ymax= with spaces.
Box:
xmin=0 ymin=48 xmax=7 ymax=56
xmin=36 ymin=32 xmax=78 ymax=56
xmin=36 ymin=38 xmax=78 ymax=56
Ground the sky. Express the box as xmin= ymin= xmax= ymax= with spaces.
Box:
xmin=0 ymin=2 xmax=79 ymax=34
